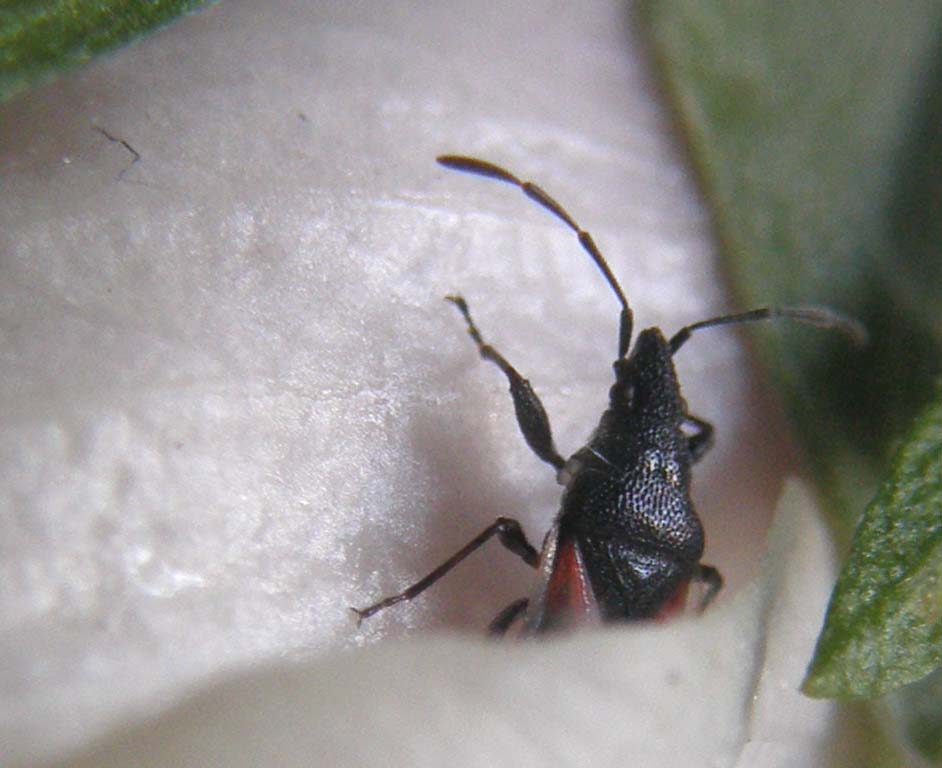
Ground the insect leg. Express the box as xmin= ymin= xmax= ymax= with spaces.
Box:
xmin=446 ymin=294 xmax=566 ymax=472
xmin=693 ymin=564 xmax=723 ymax=611
xmin=488 ymin=597 xmax=529 ymax=637
xmin=352 ymin=517 xmax=539 ymax=624
xmin=684 ymin=414 xmax=714 ymax=463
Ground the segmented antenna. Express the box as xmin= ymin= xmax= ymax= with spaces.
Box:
xmin=669 ymin=306 xmax=868 ymax=354
xmin=437 ymin=155 xmax=634 ymax=358
xmin=436 ymin=155 xmax=865 ymax=358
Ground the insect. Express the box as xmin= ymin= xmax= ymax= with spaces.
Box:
xmin=354 ymin=155 xmax=863 ymax=636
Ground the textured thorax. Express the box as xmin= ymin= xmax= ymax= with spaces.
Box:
xmin=558 ymin=328 xmax=703 ymax=563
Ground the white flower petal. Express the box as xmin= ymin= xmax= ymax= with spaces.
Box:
xmin=54 ymin=482 xmax=835 ymax=768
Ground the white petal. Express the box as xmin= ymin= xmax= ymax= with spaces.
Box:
xmin=51 ymin=482 xmax=835 ymax=768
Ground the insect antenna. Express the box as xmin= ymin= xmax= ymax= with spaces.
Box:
xmin=437 ymin=155 xmax=634 ymax=358
xmin=669 ymin=306 xmax=867 ymax=355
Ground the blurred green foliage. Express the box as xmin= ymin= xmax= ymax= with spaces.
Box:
xmin=0 ymin=0 xmax=214 ymax=103
xmin=641 ymin=1 xmax=942 ymax=762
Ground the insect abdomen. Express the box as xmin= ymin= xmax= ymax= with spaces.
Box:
xmin=575 ymin=534 xmax=696 ymax=620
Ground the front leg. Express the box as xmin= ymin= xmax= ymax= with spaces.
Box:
xmin=447 ymin=294 xmax=566 ymax=472
xmin=684 ymin=414 xmax=714 ymax=464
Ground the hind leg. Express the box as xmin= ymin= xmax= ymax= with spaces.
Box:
xmin=488 ymin=597 xmax=529 ymax=637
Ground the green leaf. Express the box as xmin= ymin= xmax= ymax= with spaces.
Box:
xmin=0 ymin=0 xmax=215 ymax=104
xmin=803 ymin=396 xmax=942 ymax=698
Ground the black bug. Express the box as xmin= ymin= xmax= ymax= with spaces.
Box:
xmin=354 ymin=155 xmax=863 ymax=636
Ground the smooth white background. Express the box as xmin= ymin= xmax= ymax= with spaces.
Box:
xmin=0 ymin=1 xmax=814 ymax=764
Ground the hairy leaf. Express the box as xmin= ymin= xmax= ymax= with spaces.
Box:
xmin=804 ymin=398 xmax=942 ymax=698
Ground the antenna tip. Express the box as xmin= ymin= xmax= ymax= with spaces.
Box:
xmin=790 ymin=306 xmax=869 ymax=347
xmin=436 ymin=154 xmax=469 ymax=170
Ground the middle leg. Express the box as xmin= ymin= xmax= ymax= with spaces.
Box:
xmin=693 ymin=564 xmax=723 ymax=611
xmin=353 ymin=516 xmax=540 ymax=624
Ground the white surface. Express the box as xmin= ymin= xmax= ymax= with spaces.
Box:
xmin=52 ymin=482 xmax=838 ymax=768
xmin=1 ymin=0 xmax=802 ymax=764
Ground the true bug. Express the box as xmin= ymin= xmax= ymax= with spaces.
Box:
xmin=354 ymin=155 xmax=863 ymax=636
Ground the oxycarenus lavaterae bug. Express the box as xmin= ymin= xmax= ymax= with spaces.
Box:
xmin=354 ymin=155 xmax=864 ymax=636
